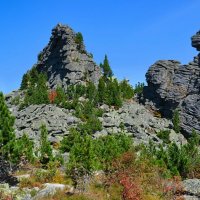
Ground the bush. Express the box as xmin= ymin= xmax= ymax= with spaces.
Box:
xmin=134 ymin=82 xmax=145 ymax=95
xmin=75 ymin=32 xmax=83 ymax=50
xmin=142 ymin=133 xmax=200 ymax=178
xmin=172 ymin=109 xmax=180 ymax=133
xmin=157 ymin=130 xmax=171 ymax=144
xmin=120 ymin=79 xmax=134 ymax=100
xmin=39 ymin=124 xmax=53 ymax=165
xmin=22 ymin=69 xmax=49 ymax=107
xmin=12 ymin=133 xmax=34 ymax=164
xmin=0 ymin=92 xmax=16 ymax=160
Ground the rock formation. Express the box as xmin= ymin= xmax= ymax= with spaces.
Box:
xmin=142 ymin=30 xmax=200 ymax=136
xmin=34 ymin=23 xmax=101 ymax=89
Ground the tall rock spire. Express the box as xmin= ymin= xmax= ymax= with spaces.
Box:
xmin=35 ymin=23 xmax=101 ymax=89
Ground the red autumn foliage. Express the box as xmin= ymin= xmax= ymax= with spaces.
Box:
xmin=107 ymin=152 xmax=142 ymax=200
xmin=120 ymin=176 xmax=142 ymax=200
xmin=48 ymin=90 xmax=57 ymax=103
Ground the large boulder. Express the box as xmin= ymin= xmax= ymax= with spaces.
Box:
xmin=142 ymin=30 xmax=200 ymax=136
xmin=34 ymin=23 xmax=101 ymax=89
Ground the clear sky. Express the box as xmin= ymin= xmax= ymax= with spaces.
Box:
xmin=0 ymin=0 xmax=200 ymax=94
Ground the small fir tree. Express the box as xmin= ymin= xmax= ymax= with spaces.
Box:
xmin=0 ymin=92 xmax=16 ymax=159
xmin=172 ymin=109 xmax=180 ymax=133
xmin=39 ymin=124 xmax=53 ymax=165
xmin=101 ymin=55 xmax=113 ymax=78
xmin=98 ymin=77 xmax=106 ymax=103
xmin=75 ymin=32 xmax=84 ymax=50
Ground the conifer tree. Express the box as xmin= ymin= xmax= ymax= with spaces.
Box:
xmin=20 ymin=73 xmax=30 ymax=90
xmin=120 ymin=79 xmax=134 ymax=99
xmin=39 ymin=124 xmax=53 ymax=165
xmin=101 ymin=55 xmax=113 ymax=78
xmin=173 ymin=109 xmax=180 ymax=133
xmin=98 ymin=77 xmax=106 ymax=103
xmin=75 ymin=32 xmax=84 ymax=50
xmin=0 ymin=92 xmax=16 ymax=158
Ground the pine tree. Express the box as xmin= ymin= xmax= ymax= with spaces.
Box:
xmin=98 ymin=77 xmax=106 ymax=103
xmin=0 ymin=92 xmax=16 ymax=159
xmin=39 ymin=124 xmax=53 ymax=165
xmin=173 ymin=109 xmax=180 ymax=133
xmin=24 ymin=72 xmax=49 ymax=106
xmin=12 ymin=133 xmax=34 ymax=163
xmin=20 ymin=73 xmax=30 ymax=90
xmin=102 ymin=55 xmax=113 ymax=78
xmin=75 ymin=32 xmax=84 ymax=50
xmin=120 ymin=79 xmax=134 ymax=99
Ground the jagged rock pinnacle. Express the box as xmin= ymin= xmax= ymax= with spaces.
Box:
xmin=35 ymin=24 xmax=101 ymax=89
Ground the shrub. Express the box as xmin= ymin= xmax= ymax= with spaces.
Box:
xmin=157 ymin=130 xmax=171 ymax=144
xmin=11 ymin=133 xmax=34 ymax=164
xmin=172 ymin=109 xmax=180 ymax=133
xmin=120 ymin=79 xmax=134 ymax=100
xmin=39 ymin=124 xmax=53 ymax=165
xmin=100 ymin=55 xmax=113 ymax=78
xmin=134 ymin=82 xmax=145 ymax=95
xmin=75 ymin=32 xmax=83 ymax=50
xmin=0 ymin=92 xmax=16 ymax=160
xmin=23 ymin=70 xmax=49 ymax=106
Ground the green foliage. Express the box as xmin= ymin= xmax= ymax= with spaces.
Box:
xmin=86 ymin=82 xmax=98 ymax=103
xmin=11 ymin=96 xmax=20 ymax=106
xmin=0 ymin=92 xmax=16 ymax=159
xmin=54 ymin=86 xmax=67 ymax=106
xmin=63 ymin=130 xmax=131 ymax=177
xmin=172 ymin=109 xmax=180 ymax=133
xmin=120 ymin=79 xmax=134 ymax=99
xmin=156 ymin=130 xmax=171 ymax=144
xmin=78 ymin=117 xmax=102 ymax=135
xmin=100 ymin=55 xmax=113 ymax=78
xmin=20 ymin=73 xmax=30 ymax=90
xmin=67 ymin=132 xmax=100 ymax=174
xmin=39 ymin=124 xmax=53 ymax=165
xmin=141 ymin=132 xmax=200 ymax=178
xmin=60 ymin=128 xmax=79 ymax=153
xmin=0 ymin=93 xmax=35 ymax=164
xmin=105 ymin=79 xmax=122 ymax=107
xmin=134 ymin=82 xmax=145 ymax=95
xmin=75 ymin=32 xmax=84 ymax=50
xmin=11 ymin=133 xmax=34 ymax=163
xmin=23 ymin=70 xmax=49 ymax=107
xmin=98 ymin=77 xmax=106 ymax=103
xmin=95 ymin=133 xmax=132 ymax=170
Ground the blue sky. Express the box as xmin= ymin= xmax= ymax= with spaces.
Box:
xmin=0 ymin=0 xmax=200 ymax=93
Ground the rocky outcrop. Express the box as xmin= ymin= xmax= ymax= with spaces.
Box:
xmin=192 ymin=31 xmax=200 ymax=51
xmin=142 ymin=30 xmax=200 ymax=136
xmin=6 ymin=96 xmax=185 ymax=145
xmin=35 ymin=23 xmax=101 ymax=89
xmin=98 ymin=101 xmax=185 ymax=145
xmin=11 ymin=104 xmax=80 ymax=143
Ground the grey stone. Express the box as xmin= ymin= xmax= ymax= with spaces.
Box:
xmin=34 ymin=23 xmax=101 ymax=89
xmin=33 ymin=183 xmax=68 ymax=200
xmin=100 ymin=101 xmax=180 ymax=145
xmin=182 ymin=179 xmax=200 ymax=199
xmin=192 ymin=31 xmax=200 ymax=51
xmin=13 ymin=104 xmax=80 ymax=141
xmin=142 ymin=30 xmax=200 ymax=137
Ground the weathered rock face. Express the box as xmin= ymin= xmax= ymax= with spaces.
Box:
xmin=11 ymin=104 xmax=80 ymax=143
xmin=142 ymin=30 xmax=200 ymax=136
xmin=35 ymin=23 xmax=101 ymax=89
xmin=97 ymin=101 xmax=185 ymax=146
xmin=192 ymin=31 xmax=200 ymax=51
